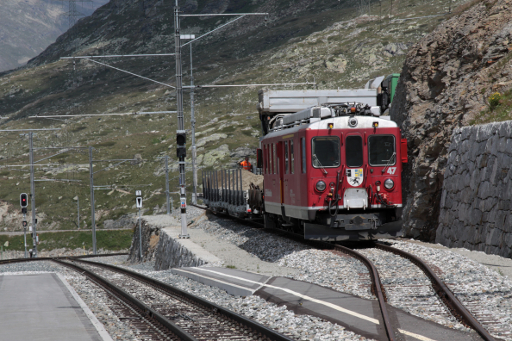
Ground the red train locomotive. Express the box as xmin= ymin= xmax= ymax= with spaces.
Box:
xmin=256 ymin=102 xmax=407 ymax=241
xmin=203 ymin=85 xmax=407 ymax=241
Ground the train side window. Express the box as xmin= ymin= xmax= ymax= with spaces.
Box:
xmin=301 ymin=138 xmax=306 ymax=173
xmin=267 ymin=145 xmax=272 ymax=174
xmin=346 ymin=135 xmax=363 ymax=167
xmin=269 ymin=144 xmax=272 ymax=174
xmin=284 ymin=141 xmax=289 ymax=174
xmin=368 ymin=135 xmax=396 ymax=166
xmin=269 ymin=144 xmax=273 ymax=174
xmin=264 ymin=145 xmax=267 ymax=174
xmin=290 ymin=140 xmax=294 ymax=174
xmin=312 ymin=136 xmax=340 ymax=168
xmin=273 ymin=144 xmax=277 ymax=174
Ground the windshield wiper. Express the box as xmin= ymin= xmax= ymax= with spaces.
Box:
xmin=313 ymin=154 xmax=328 ymax=175
xmin=381 ymin=152 xmax=396 ymax=174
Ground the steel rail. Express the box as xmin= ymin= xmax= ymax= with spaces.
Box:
xmin=375 ymin=242 xmax=496 ymax=341
xmin=0 ymin=252 xmax=128 ymax=265
xmin=53 ymin=259 xmax=197 ymax=341
xmin=332 ymin=243 xmax=396 ymax=341
xmin=72 ymin=258 xmax=294 ymax=341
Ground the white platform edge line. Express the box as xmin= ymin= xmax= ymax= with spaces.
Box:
xmin=174 ymin=269 xmax=257 ymax=294
xmin=56 ymin=272 xmax=114 ymax=341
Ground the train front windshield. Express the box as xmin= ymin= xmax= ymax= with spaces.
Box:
xmin=368 ymin=135 xmax=396 ymax=166
xmin=312 ymin=136 xmax=340 ymax=167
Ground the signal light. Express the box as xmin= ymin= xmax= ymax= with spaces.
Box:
xmin=351 ymin=107 xmax=356 ymax=113
xmin=176 ymin=130 xmax=187 ymax=158
xmin=328 ymin=123 xmax=333 ymax=129
xmin=176 ymin=131 xmax=186 ymax=145
xmin=20 ymin=193 xmax=28 ymax=208
xmin=372 ymin=122 xmax=379 ymax=128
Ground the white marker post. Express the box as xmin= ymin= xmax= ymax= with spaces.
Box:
xmin=135 ymin=190 xmax=143 ymax=261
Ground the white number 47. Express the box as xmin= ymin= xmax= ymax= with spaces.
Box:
xmin=387 ymin=167 xmax=397 ymax=175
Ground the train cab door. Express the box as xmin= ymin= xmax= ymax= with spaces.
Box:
xmin=344 ymin=133 xmax=368 ymax=209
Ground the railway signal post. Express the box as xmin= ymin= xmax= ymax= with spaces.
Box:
xmin=136 ymin=191 xmax=143 ymax=260
xmin=29 ymin=132 xmax=38 ymax=258
xmin=20 ymin=193 xmax=28 ymax=258
xmin=174 ymin=0 xmax=189 ymax=239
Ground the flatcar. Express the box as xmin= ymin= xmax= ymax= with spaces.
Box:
xmin=255 ymin=102 xmax=407 ymax=241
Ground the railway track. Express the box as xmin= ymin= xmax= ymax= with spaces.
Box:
xmin=195 ymin=204 xmax=498 ymax=341
xmin=375 ymin=242 xmax=509 ymax=341
xmin=0 ymin=252 xmax=129 ymax=266
xmin=54 ymin=258 xmax=191 ymax=340
xmin=58 ymin=257 xmax=293 ymax=341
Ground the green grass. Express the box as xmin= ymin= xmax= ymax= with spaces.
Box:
xmin=470 ymin=89 xmax=512 ymax=125
xmin=0 ymin=230 xmax=133 ymax=251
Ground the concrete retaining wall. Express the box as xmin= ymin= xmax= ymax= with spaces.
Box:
xmin=436 ymin=121 xmax=512 ymax=258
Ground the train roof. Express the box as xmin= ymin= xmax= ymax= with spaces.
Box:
xmin=262 ymin=103 xmax=398 ymax=139
xmin=263 ymin=115 xmax=398 ymax=140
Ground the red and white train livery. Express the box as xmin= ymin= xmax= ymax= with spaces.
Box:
xmin=258 ymin=103 xmax=407 ymax=241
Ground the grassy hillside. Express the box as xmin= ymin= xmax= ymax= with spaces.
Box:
xmin=0 ymin=0 xmax=469 ymax=231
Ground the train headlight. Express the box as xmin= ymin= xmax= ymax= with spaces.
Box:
xmin=384 ymin=179 xmax=394 ymax=190
xmin=316 ymin=180 xmax=326 ymax=192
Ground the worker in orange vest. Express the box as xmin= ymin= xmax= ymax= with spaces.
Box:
xmin=240 ymin=156 xmax=252 ymax=172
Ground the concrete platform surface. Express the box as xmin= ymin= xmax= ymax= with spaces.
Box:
xmin=143 ymin=214 xmax=299 ymax=276
xmin=174 ymin=267 xmax=482 ymax=341
xmin=0 ymin=273 xmax=112 ymax=341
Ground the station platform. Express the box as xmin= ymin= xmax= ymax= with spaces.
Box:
xmin=173 ymin=267 xmax=483 ymax=341
xmin=0 ymin=273 xmax=112 ymax=341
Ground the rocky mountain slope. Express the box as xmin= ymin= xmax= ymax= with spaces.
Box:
xmin=0 ymin=0 xmax=108 ymax=73
xmin=391 ymin=0 xmax=512 ymax=241
xmin=0 ymin=0 xmax=467 ymax=231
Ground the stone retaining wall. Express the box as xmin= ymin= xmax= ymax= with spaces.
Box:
xmin=436 ymin=121 xmax=512 ymax=258
xmin=154 ymin=231 xmax=205 ymax=270
xmin=128 ymin=220 xmax=161 ymax=263
xmin=128 ymin=216 xmax=208 ymax=269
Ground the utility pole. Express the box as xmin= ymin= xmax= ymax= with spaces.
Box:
xmin=77 ymin=197 xmax=80 ymax=229
xmin=174 ymin=0 xmax=189 ymax=239
xmin=190 ymin=42 xmax=198 ymax=205
xmin=29 ymin=133 xmax=37 ymax=257
xmin=89 ymin=147 xmax=97 ymax=254
xmin=165 ymin=155 xmax=170 ymax=215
